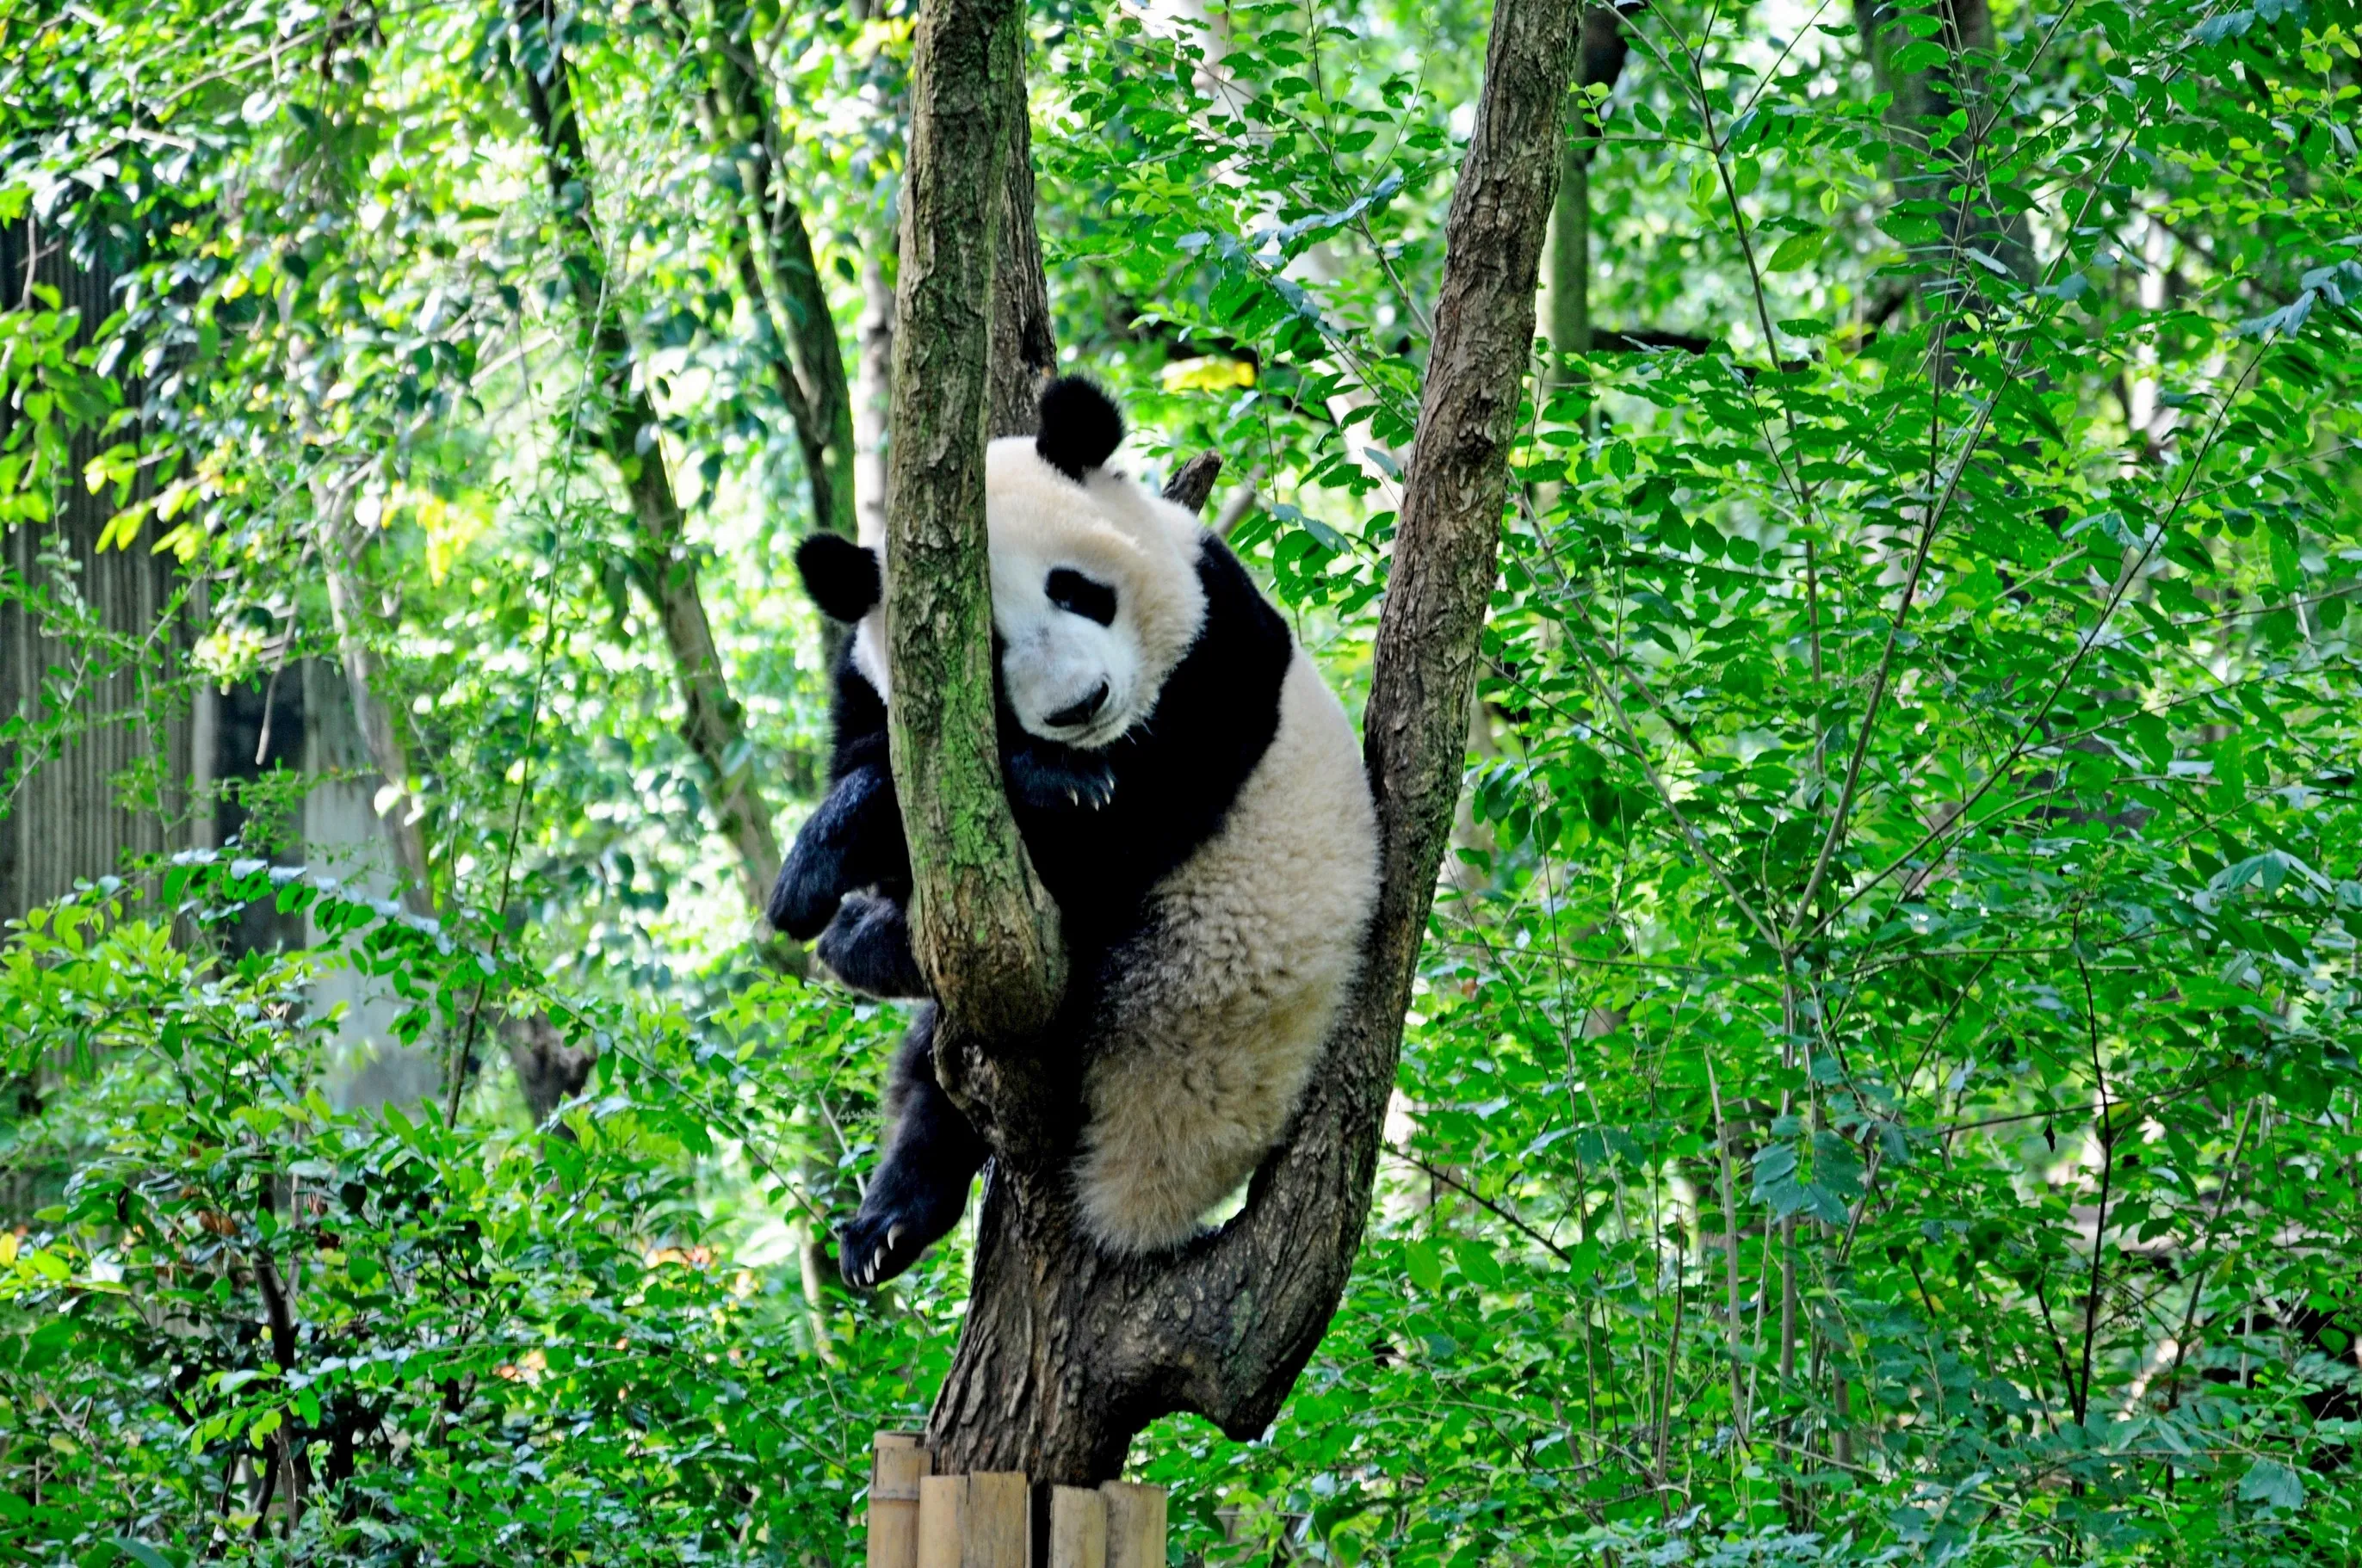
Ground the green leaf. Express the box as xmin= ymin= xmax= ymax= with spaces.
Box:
xmin=1887 ymin=39 xmax=1951 ymax=73
xmin=108 ymin=1542 xmax=176 ymax=1568
xmin=2238 ymin=1460 xmax=2305 ymax=1510
xmin=1765 ymin=229 xmax=1827 ymax=272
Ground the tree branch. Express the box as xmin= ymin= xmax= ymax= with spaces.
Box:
xmin=882 ymin=0 xmax=1064 ymax=1041
xmin=986 ymin=3 xmax=1054 ymax=440
xmin=913 ymin=0 xmax=1578 ymax=1484
xmin=1142 ymin=0 xmax=1586 ymax=1438
xmin=1160 ymin=452 xmax=1223 ymax=515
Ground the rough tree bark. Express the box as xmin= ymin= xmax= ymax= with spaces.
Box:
xmin=986 ymin=0 xmax=1057 ymax=441
xmin=510 ymin=0 xmax=784 ymax=923
xmin=883 ymin=0 xmax=1584 ymax=1485
xmin=880 ymin=0 xmax=1067 ymax=1045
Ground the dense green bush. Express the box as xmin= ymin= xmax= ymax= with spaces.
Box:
xmin=2 ymin=862 xmax=943 ymax=1563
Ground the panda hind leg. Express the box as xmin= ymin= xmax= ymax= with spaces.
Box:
xmin=840 ymin=1009 xmax=988 ymax=1288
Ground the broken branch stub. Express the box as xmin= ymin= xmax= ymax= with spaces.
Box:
xmin=1160 ymin=452 xmax=1223 ymax=515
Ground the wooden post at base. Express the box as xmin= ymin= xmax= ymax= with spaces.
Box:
xmin=918 ymin=1471 xmax=1030 ymax=1568
xmin=1047 ymin=1486 xmax=1108 ymax=1568
xmin=869 ymin=1432 xmax=932 ymax=1568
xmin=873 ymin=1432 xmax=1160 ymax=1568
xmin=1100 ymin=1482 xmax=1166 ymax=1568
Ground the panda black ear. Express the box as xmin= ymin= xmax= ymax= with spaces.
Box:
xmin=795 ymin=533 xmax=882 ymax=623
xmin=1036 ymin=376 xmax=1124 ymax=482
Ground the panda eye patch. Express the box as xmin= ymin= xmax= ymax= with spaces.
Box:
xmin=1045 ymin=568 xmax=1117 ymax=627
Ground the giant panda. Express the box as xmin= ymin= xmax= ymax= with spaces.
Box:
xmin=770 ymin=377 xmax=1377 ymax=1288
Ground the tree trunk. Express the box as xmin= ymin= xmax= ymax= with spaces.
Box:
xmin=509 ymin=0 xmax=784 ymax=923
xmin=880 ymin=0 xmax=1067 ymax=1043
xmin=1548 ymin=146 xmax=1591 ymax=361
xmin=986 ymin=1 xmax=1056 ymax=441
xmin=678 ymin=0 xmax=859 ymax=540
xmin=1854 ymin=0 xmax=2034 ymax=293
xmin=1545 ymin=6 xmax=1632 ymax=373
xmin=896 ymin=0 xmax=1584 ymax=1485
xmin=319 ymin=504 xmax=434 ymax=923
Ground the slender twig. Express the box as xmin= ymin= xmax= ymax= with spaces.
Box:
xmin=2072 ymin=937 xmax=2113 ymax=1425
xmin=1388 ymin=1143 xmax=1575 ymax=1265
xmin=2158 ymin=1103 xmax=2259 ymax=1412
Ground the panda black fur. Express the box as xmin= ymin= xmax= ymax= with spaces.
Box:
xmin=770 ymin=378 xmax=1378 ymax=1288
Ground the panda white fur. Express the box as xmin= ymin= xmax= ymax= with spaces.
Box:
xmin=770 ymin=378 xmax=1377 ymax=1287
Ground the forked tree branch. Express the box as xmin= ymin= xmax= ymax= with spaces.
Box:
xmin=1130 ymin=0 xmax=1587 ymax=1435
xmin=902 ymin=0 xmax=1586 ymax=1482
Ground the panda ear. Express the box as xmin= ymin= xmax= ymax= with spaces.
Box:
xmin=1035 ymin=376 xmax=1124 ymax=482
xmin=795 ymin=533 xmax=882 ymax=623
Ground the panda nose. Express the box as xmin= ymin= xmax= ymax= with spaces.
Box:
xmin=1047 ymin=682 xmax=1110 ymax=730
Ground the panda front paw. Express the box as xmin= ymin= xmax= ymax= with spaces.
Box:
xmin=1005 ymin=744 xmax=1118 ymax=814
xmin=815 ymin=892 xmax=931 ymax=998
xmin=770 ymin=766 xmax=902 ymax=941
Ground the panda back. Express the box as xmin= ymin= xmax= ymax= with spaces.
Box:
xmin=1072 ymin=645 xmax=1380 ymax=1251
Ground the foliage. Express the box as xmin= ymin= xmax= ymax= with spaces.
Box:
xmin=2 ymin=861 xmax=943 ymax=1565
xmin=4 ymin=0 xmax=2361 ymax=1562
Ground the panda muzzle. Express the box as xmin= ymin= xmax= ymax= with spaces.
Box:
xmin=1045 ymin=682 xmax=1111 ymax=731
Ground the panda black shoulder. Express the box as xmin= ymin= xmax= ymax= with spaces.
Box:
xmin=1115 ymin=530 xmax=1290 ymax=811
xmin=1183 ymin=531 xmax=1293 ymax=698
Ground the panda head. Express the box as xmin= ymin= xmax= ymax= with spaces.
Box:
xmin=795 ymin=377 xmax=1208 ymax=752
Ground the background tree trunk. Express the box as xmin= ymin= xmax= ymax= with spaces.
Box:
xmin=892 ymin=0 xmax=1585 ymax=1485
xmin=855 ymin=255 xmax=894 ymax=540
xmin=510 ymin=0 xmax=788 ymax=927
xmin=319 ymin=503 xmax=434 ymax=923
xmin=675 ymin=0 xmax=860 ymax=540
xmin=1854 ymin=0 xmax=2035 ymax=295
xmin=1544 ymin=5 xmax=1633 ymax=374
